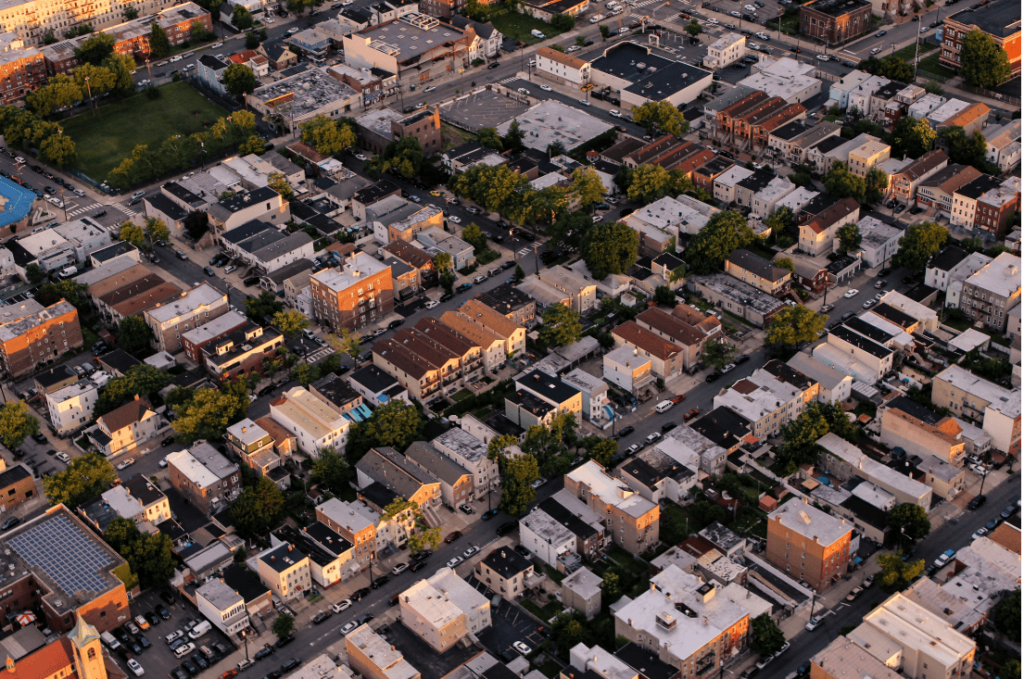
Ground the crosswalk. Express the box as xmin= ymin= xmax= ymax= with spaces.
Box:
xmin=304 ymin=345 xmax=336 ymax=365
xmin=66 ymin=202 xmax=101 ymax=218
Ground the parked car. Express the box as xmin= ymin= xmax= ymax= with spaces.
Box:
xmin=311 ymin=612 xmax=332 ymax=625
xmin=444 ymin=531 xmax=462 ymax=543
xmin=805 ymin=616 xmax=824 ymax=631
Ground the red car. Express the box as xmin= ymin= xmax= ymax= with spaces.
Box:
xmin=444 ymin=531 xmax=462 ymax=543
xmin=684 ymin=408 xmax=700 ymax=420
xmin=671 ymin=394 xmax=687 ymax=404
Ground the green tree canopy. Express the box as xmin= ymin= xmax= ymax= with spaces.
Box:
xmin=570 ymin=167 xmax=605 ymax=207
xmin=462 ymin=222 xmax=487 ymax=252
xmin=0 ymin=400 xmax=39 ymax=450
xmin=823 ymin=161 xmax=866 ymax=202
xmin=173 ymin=384 xmax=250 ymax=444
xmin=940 ymin=126 xmax=991 ymax=169
xmin=631 ymin=100 xmax=690 ymax=137
xmin=453 ymin=164 xmax=528 ymax=215
xmin=245 ymin=291 xmax=285 ymax=323
xmin=539 ymin=303 xmax=583 ymax=347
xmin=684 ymin=19 xmax=702 ymax=36
xmin=960 ymin=30 xmax=1012 ymax=88
xmin=886 ymin=503 xmax=932 ymax=542
xmin=94 ymin=365 xmax=171 ymax=416
xmin=581 ymin=221 xmax=639 ymax=280
xmin=478 ymin=127 xmax=503 ymax=151
xmin=346 ymin=399 xmax=424 ymax=459
xmin=231 ymin=5 xmax=254 ymax=29
xmin=776 ymin=401 xmax=858 ymax=473
xmin=837 ymin=223 xmax=862 ymax=253
xmin=232 ymin=475 xmax=285 ymax=538
xmin=273 ymin=309 xmax=310 ymax=337
xmin=149 ymin=23 xmax=171 ymax=56
xmin=300 ymin=114 xmax=358 ymax=156
xmin=36 ymin=279 xmax=88 ymax=310
xmin=750 ymin=614 xmax=785 ymax=657
xmin=74 ymin=32 xmax=115 ymax=65
xmin=686 ymin=210 xmax=754 ymax=275
xmin=104 ymin=518 xmax=175 ymax=589
xmin=272 ymin=613 xmax=295 ymax=639
xmin=992 ymin=590 xmax=1021 ymax=642
xmin=311 ymin=449 xmax=349 ymax=496
xmin=118 ymin=315 xmax=154 ymax=354
xmin=891 ymin=115 xmax=936 ymax=159
xmin=894 ymin=221 xmax=948 ymax=270
xmin=701 ymin=339 xmax=736 ymax=371
xmin=42 ymin=452 xmax=117 ymax=508
xmin=765 ymin=305 xmax=826 ymax=349
xmin=223 ymin=63 xmax=257 ymax=97
xmin=877 ymin=553 xmax=925 ymax=592
xmin=625 ymin=164 xmax=693 ymax=204
xmin=500 ymin=454 xmax=539 ymax=516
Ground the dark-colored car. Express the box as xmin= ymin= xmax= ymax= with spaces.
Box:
xmin=488 ymin=62 xmax=500 ymax=69
xmin=171 ymin=670 xmax=188 ymax=679
xmin=351 ymin=588 xmax=371 ymax=601
xmin=410 ymin=561 xmax=427 ymax=572
xmin=481 ymin=509 xmax=499 ymax=521
xmin=387 ymin=319 xmax=404 ymax=330
xmin=661 ymin=422 xmax=677 ymax=433
xmin=92 ymin=209 xmax=107 ymax=218
xmin=192 ymin=654 xmax=209 ymax=670
xmin=144 ymin=612 xmax=160 ymax=627
xmin=440 ymin=293 xmax=454 ymax=303
xmin=705 ymin=372 xmax=722 ymax=383
xmin=281 ymin=659 xmax=301 ymax=672
xmin=137 ymin=636 xmax=150 ymax=650
xmin=735 ymin=355 xmax=750 ymax=364
xmin=182 ymin=661 xmax=199 ymax=676
xmin=616 ymin=425 xmax=635 ymax=438
xmin=444 ymin=531 xmax=462 ymax=543
xmin=1 ymin=517 xmax=20 ymax=531
xmin=497 ymin=522 xmax=516 ymax=536
xmin=312 ymin=612 xmax=333 ymax=625
xmin=264 ymin=671 xmax=282 ymax=679
xmin=412 ymin=550 xmax=432 ymax=562
xmin=254 ymin=647 xmax=275 ymax=662
xmin=32 ymin=432 xmax=47 ymax=443
xmin=274 ymin=636 xmax=295 ymax=649
xmin=371 ymin=575 xmax=390 ymax=589
xmin=156 ymin=605 xmax=171 ymax=620
xmin=204 ymin=266 xmax=216 ymax=277
xmin=161 ymin=436 xmax=175 ymax=447
xmin=457 ymin=282 xmax=473 ymax=293
xmin=967 ymin=495 xmax=987 ymax=510
xmin=244 ymin=276 xmax=261 ymax=287
xmin=877 ymin=268 xmax=892 ymax=278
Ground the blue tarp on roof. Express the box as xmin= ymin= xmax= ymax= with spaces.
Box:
xmin=0 ymin=176 xmax=36 ymax=228
xmin=343 ymin=403 xmax=375 ymax=423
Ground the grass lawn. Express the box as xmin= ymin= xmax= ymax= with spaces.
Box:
xmin=62 ymin=81 xmax=230 ymax=183
xmin=891 ymin=42 xmax=937 ymax=62
xmin=917 ymin=52 xmax=958 ymax=79
xmin=490 ymin=11 xmax=564 ymax=44
xmin=451 ymin=389 xmax=474 ymax=402
xmin=521 ymin=600 xmax=552 ymax=621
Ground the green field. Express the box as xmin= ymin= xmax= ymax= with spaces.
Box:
xmin=917 ymin=52 xmax=958 ymax=79
xmin=61 ymin=81 xmax=230 ymax=183
xmin=490 ymin=11 xmax=565 ymax=44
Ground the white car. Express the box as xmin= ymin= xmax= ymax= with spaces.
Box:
xmin=870 ymin=47 xmax=882 ymax=54
xmin=517 ymin=87 xmax=529 ymax=94
xmin=332 ymin=599 xmax=353 ymax=614
xmin=354 ymin=153 xmax=368 ymax=161
xmin=287 ymin=27 xmax=299 ymax=34
xmin=463 ymin=546 xmax=480 ymax=558
xmin=970 ymin=463 xmax=988 ymax=475
xmin=617 ymin=26 xmax=629 ymax=33
xmin=539 ymin=84 xmax=552 ymax=91
xmin=730 ymin=10 xmax=741 ymax=16
xmin=127 ymin=660 xmax=144 ymax=677
xmin=445 ymin=556 xmax=464 ymax=568
xmin=513 ymin=642 xmax=531 ymax=655
xmin=528 ymin=59 xmax=536 ymax=67
xmin=531 ymin=478 xmax=546 ymax=489
xmin=116 ymin=458 xmax=135 ymax=471
xmin=744 ymin=4 xmax=755 ymax=10
xmin=424 ymin=300 xmax=440 ymax=310
xmin=755 ymin=32 xmax=770 ymax=40
xmin=578 ymin=99 xmax=591 ymax=106
xmin=844 ymin=289 xmax=859 ymax=298
xmin=862 ymin=299 xmax=875 ymax=309
xmin=474 ymin=275 xmax=488 ymax=284
xmin=749 ymin=42 xmax=761 ymax=51
xmin=342 ymin=0 xmax=354 ymax=4
xmin=805 ymin=616 xmax=824 ymax=631
xmin=170 ymin=55 xmax=183 ymax=62
xmin=340 ymin=622 xmax=357 ymax=635
xmin=265 ymin=15 xmax=274 ymax=22
xmin=971 ymin=527 xmax=988 ymax=540
xmin=921 ymin=25 xmax=929 ymax=32
xmin=722 ymin=363 xmax=736 ymax=373
xmin=566 ymin=46 xmax=580 ymax=52
xmin=816 ymin=54 xmax=830 ymax=61
xmin=707 ymin=17 xmax=718 ymax=24
xmin=392 ymin=563 xmax=408 ymax=575
xmin=448 ymin=215 xmax=461 ymax=224
xmin=56 ymin=452 xmax=70 ymax=463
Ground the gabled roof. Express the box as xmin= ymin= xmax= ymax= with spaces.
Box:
xmin=727 ymin=249 xmax=790 ymax=282
xmin=612 ymin=321 xmax=683 ymax=360
xmin=98 ymin=397 xmax=153 ymax=434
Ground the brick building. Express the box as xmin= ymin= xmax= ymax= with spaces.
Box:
xmin=310 ymin=252 xmax=395 ymax=332
xmin=0 ymin=300 xmax=83 ymax=379
xmin=799 ymin=0 xmax=872 ymax=44
xmin=181 ymin=310 xmax=249 ymax=366
xmin=940 ymin=1 xmax=1020 ymax=80
xmin=766 ymin=498 xmax=852 ymax=591
xmin=0 ymin=33 xmax=44 ymax=105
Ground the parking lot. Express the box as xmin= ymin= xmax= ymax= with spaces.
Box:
xmin=468 ymin=575 xmax=549 ymax=662
xmin=121 ymin=588 xmax=236 ymax=679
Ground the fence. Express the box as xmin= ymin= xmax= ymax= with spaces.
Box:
xmin=957 ymin=82 xmax=1021 ymax=107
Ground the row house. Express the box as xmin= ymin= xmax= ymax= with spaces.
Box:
xmin=797 ymin=196 xmax=860 ymax=256
xmin=611 ymin=321 xmax=685 ymax=380
xmin=951 ymin=175 xmax=1021 ymax=238
xmin=0 ymin=33 xmax=44 ymax=105
xmin=564 ymin=461 xmax=660 ymax=556
xmin=916 ymin=164 xmax=983 ymax=216
xmin=889 ymin=149 xmax=949 ymax=205
xmin=713 ymin=89 xmax=770 ymax=145
xmin=634 ymin=305 xmax=722 ymax=373
xmin=201 ymin=323 xmax=284 ymax=382
xmin=692 ymin=156 xmax=735 ymax=192
xmin=725 ymin=249 xmax=792 ymax=297
xmin=984 ymin=120 xmax=1021 ymax=173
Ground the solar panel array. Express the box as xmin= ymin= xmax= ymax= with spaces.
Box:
xmin=8 ymin=515 xmax=113 ymax=595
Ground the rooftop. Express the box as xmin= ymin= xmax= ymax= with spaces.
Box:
xmin=312 ymin=252 xmax=391 ymax=293
xmin=769 ymin=498 xmax=852 ymax=545
xmin=351 ymin=14 xmax=467 ymax=63
xmin=934 ymin=365 xmax=1020 ymax=418
xmin=480 ymin=547 xmax=533 ymax=578
xmin=963 ymin=252 xmax=1021 ymax=298
xmin=687 ymin=273 xmax=786 ymax=316
xmin=496 ymin=100 xmax=615 ymax=153
xmin=947 ymin=0 xmax=1021 ymax=37
xmin=249 ymin=67 xmax=358 ymax=120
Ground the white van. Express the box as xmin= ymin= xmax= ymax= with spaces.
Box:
xmin=655 ymin=400 xmax=674 ymax=414
xmin=173 ymin=642 xmax=196 ymax=659
xmin=531 ymin=29 xmax=545 ymax=38
xmin=100 ymin=632 xmax=121 ymax=651
xmin=59 ymin=265 xmax=78 ymax=278
xmin=188 ymin=621 xmax=211 ymax=640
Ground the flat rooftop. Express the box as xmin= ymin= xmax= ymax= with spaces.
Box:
xmin=249 ymin=67 xmax=358 ymax=119
xmin=495 ymin=100 xmax=614 ymax=153
xmin=354 ymin=13 xmax=465 ymax=63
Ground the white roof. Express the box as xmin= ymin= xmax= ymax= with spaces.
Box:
xmin=769 ymin=498 xmax=852 ymax=545
xmin=167 ymin=450 xmax=220 ymax=488
xmin=934 ymin=365 xmax=1021 ymax=419
xmin=604 ymin=344 xmax=651 ymax=370
xmin=947 ymin=328 xmax=991 ymax=353
xmin=565 ymin=461 xmax=656 ymax=519
xmin=145 ymin=283 xmax=225 ymax=323
xmin=926 ymin=98 xmax=970 ymax=125
xmin=318 ymin=498 xmax=379 ymax=533
xmin=859 ymin=593 xmax=975 ymax=666
xmin=713 ymin=381 xmax=786 ymax=423
xmin=754 ymin=176 xmax=795 ymax=203
xmin=877 ymin=290 xmax=938 ymax=326
xmin=963 ymin=252 xmax=1022 ymax=299
xmin=227 ymin=418 xmax=270 ymax=446
xmin=715 ymin=166 xmax=754 ymax=189
xmin=345 ymin=625 xmax=419 ymax=679
xmin=708 ymin=31 xmax=744 ymax=51
xmin=774 ymin=187 xmax=818 ymax=213
xmin=786 ymin=353 xmax=851 ymax=390
xmin=47 ymin=380 xmax=98 ymax=405
xmin=311 ymin=252 xmax=390 ymax=293
xmin=563 ymin=567 xmax=602 ymax=600
xmin=181 ymin=310 xmax=248 ymax=346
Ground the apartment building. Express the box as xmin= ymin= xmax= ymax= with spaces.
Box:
xmin=817 ymin=433 xmax=933 ymax=507
xmin=535 ymin=46 xmax=591 ymax=86
xmin=881 ymin=396 xmax=966 ymax=467
xmin=632 ymin=306 xmax=721 ymax=373
xmin=166 ymin=443 xmax=241 ymax=514
xmin=270 ymin=386 xmax=351 ymax=456
xmin=916 ymin=164 xmax=984 ymax=216
xmin=613 ymin=565 xmax=750 ymax=677
xmin=849 ymin=593 xmax=975 ymax=679
xmin=196 ymin=579 xmax=249 ymax=637
xmin=46 ymin=380 xmax=97 ymax=436
xmin=345 ymin=625 xmax=420 ymax=679
xmin=798 ymin=197 xmax=860 ymax=256
xmin=180 ymin=310 xmax=249 ymax=366
xmin=939 ymin=1 xmax=1020 ymax=78
xmin=124 ymin=475 xmax=171 ymax=525
xmin=811 ymin=637 xmax=904 ymax=679
xmin=201 ymin=323 xmax=284 ymax=381
xmin=143 ymin=283 xmax=229 ymax=354
xmin=475 ymin=547 xmax=537 ymax=602
xmin=951 ymin=175 xmax=1020 ymax=237
xmin=207 ymin=187 xmax=290 ymax=235
xmin=564 ymin=461 xmax=659 ymax=556
xmin=405 ymin=442 xmax=473 ymax=509
xmin=984 ymin=120 xmax=1021 ymax=172
xmin=890 ymin=149 xmax=949 ymax=204
xmin=311 ymin=252 xmax=395 ymax=332
xmin=705 ymin=32 xmax=745 ymax=69
xmin=398 ymin=567 xmax=491 ymax=652
xmin=505 ymin=369 xmax=583 ymax=429
xmin=725 ymin=249 xmax=792 ymax=297
xmin=957 ymin=252 xmax=1021 ymax=332
xmin=438 ymin=311 xmax=506 ymax=373
xmin=0 ymin=33 xmax=43 ymax=105
xmin=520 ymin=496 xmax=604 ymax=570
xmin=611 ymin=321 xmax=685 ymax=380
xmin=432 ymin=427 xmax=498 ymax=500
xmin=813 ymin=325 xmax=894 ymax=384
xmin=90 ymin=396 xmax=161 ymax=459
xmin=0 ymin=300 xmax=83 ymax=378
xmin=787 ymin=353 xmax=852 ymax=404
xmin=932 ymin=364 xmax=1021 ymax=456
xmin=316 ymin=498 xmax=378 ymax=567
xmin=256 ymin=543 xmax=312 ymax=601
xmin=712 ymin=371 xmax=804 ymax=440
xmin=766 ymin=498 xmax=852 ymax=591
xmin=356 ymin=446 xmax=441 ymax=512
xmin=454 ymin=298 xmax=526 ymax=358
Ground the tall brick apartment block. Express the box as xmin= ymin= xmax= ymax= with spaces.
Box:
xmin=799 ymin=0 xmax=872 ymax=45
xmin=310 ymin=252 xmax=394 ymax=332
xmin=0 ymin=299 xmax=83 ymax=379
xmin=940 ymin=1 xmax=1021 ymax=79
xmin=766 ymin=498 xmax=852 ymax=591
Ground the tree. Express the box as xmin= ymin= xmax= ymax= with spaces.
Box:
xmin=514 ymin=263 xmax=525 ymax=281
xmin=0 ymin=400 xmax=39 ymax=450
xmin=653 ymin=286 xmax=676 ymax=306
xmin=750 ymin=614 xmax=785 ymax=657
xmin=777 ymin=401 xmax=857 ymax=473
xmin=231 ymin=5 xmax=254 ymax=29
xmin=551 ymin=12 xmax=575 ymax=30
xmin=245 ymin=31 xmax=260 ymax=49
xmin=600 ymin=570 xmax=622 ymax=604
xmin=273 ymin=309 xmax=310 ymax=337
xmin=887 ymin=503 xmax=931 ymax=542
xmin=478 ymin=127 xmax=503 ymax=151
xmin=290 ymin=363 xmax=320 ymax=388
xmin=765 ymin=206 xmax=794 ymax=238
xmin=462 ymin=222 xmax=487 ymax=252
xmin=118 ymin=221 xmax=145 ymax=249
xmin=311 ymin=449 xmax=349 ymax=496
xmin=583 ymin=438 xmax=617 ymax=466
xmin=894 ymin=221 xmax=947 ymax=270
xmin=891 ymin=115 xmax=936 ymax=160
xmin=631 ymin=101 xmax=689 ymax=137
xmin=245 ymin=291 xmax=285 ymax=323
xmin=701 ymin=339 xmax=735 ymax=371
xmin=992 ymin=590 xmax=1020 ymax=642
xmin=144 ymin=217 xmax=170 ymax=251
xmin=223 ymin=63 xmax=257 ymax=98
xmin=104 ymin=518 xmax=175 ymax=589
xmin=775 ymin=257 xmax=794 ymax=273
xmin=550 ymin=611 xmax=592 ymax=660
xmin=26 ymin=74 xmax=83 ymax=116
xmin=581 ymin=221 xmax=638 ymax=280
xmin=837 ymin=223 xmax=862 ymax=254
xmin=149 ymin=23 xmax=171 ymax=57
xmin=118 ymin=315 xmax=153 ymax=354
xmin=599 ymin=24 xmax=610 ymax=40
xmin=346 ymin=399 xmax=423 ymax=459
xmin=766 ymin=306 xmax=825 ymax=349
xmin=42 ymin=452 xmax=117 ymax=509
xmin=452 ymin=164 xmax=528 ymax=215
xmin=960 ymin=30 xmax=1012 ymax=88
xmin=267 ymin=172 xmax=292 ymax=200
xmin=232 ymin=475 xmax=285 ymax=538
xmin=684 ymin=19 xmax=702 ymax=37
xmin=502 ymin=119 xmax=525 ymax=151
xmin=539 ymin=303 xmax=583 ymax=347
xmin=875 ymin=54 xmax=914 ymax=83
xmin=877 ymin=553 xmax=925 ymax=593
xmin=686 ymin=210 xmax=754 ymax=275
xmin=272 ymin=614 xmax=295 ymax=639
xmin=190 ymin=19 xmax=213 ymax=42
xmin=94 ymin=365 xmax=171 ymax=416
xmin=940 ymin=126 xmax=991 ymax=169
xmin=377 ymin=136 xmax=425 ymax=179
xmin=864 ymin=168 xmax=888 ymax=204
xmin=822 ymin=162 xmax=866 ymax=202
xmin=570 ymin=167 xmax=605 ymax=208
xmin=500 ymin=454 xmax=538 ymax=516
xmin=103 ymin=53 xmax=137 ymax=95
xmin=433 ymin=252 xmax=452 ymax=274
xmin=300 ymin=115 xmax=357 ymax=156
xmin=74 ymin=33 xmax=115 ymax=65
xmin=331 ymin=327 xmax=362 ymax=362
xmin=183 ymin=211 xmax=209 ymax=240
xmin=173 ymin=386 xmax=250 ymax=444
xmin=37 ymin=279 xmax=88 ymax=310
xmin=25 ymin=264 xmax=45 ymax=285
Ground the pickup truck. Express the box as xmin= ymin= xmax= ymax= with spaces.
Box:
xmin=932 ymin=548 xmax=955 ymax=568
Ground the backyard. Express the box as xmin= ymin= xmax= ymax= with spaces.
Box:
xmin=61 ymin=81 xmax=231 ymax=183
xmin=916 ymin=52 xmax=958 ymax=80
xmin=489 ymin=11 xmax=566 ymax=45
